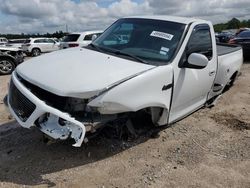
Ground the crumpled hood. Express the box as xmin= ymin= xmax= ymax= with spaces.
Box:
xmin=16 ymin=47 xmax=154 ymax=98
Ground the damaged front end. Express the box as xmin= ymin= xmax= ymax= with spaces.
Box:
xmin=36 ymin=114 xmax=85 ymax=147
xmin=7 ymin=72 xmax=117 ymax=147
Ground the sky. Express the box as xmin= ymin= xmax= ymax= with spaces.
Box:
xmin=0 ymin=0 xmax=249 ymax=34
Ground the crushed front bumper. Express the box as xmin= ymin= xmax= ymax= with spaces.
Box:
xmin=7 ymin=72 xmax=86 ymax=147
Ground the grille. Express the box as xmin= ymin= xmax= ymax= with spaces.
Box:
xmin=9 ymin=79 xmax=36 ymax=122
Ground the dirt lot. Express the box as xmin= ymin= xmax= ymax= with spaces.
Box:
xmin=0 ymin=61 xmax=250 ymax=188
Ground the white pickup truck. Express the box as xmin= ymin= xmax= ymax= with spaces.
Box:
xmin=6 ymin=16 xmax=243 ymax=147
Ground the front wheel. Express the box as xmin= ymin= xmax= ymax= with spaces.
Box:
xmin=32 ymin=48 xmax=41 ymax=57
xmin=0 ymin=58 xmax=15 ymax=75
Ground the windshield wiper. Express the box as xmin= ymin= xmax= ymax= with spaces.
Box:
xmin=113 ymin=50 xmax=149 ymax=64
xmin=88 ymin=43 xmax=104 ymax=52
xmin=88 ymin=44 xmax=149 ymax=64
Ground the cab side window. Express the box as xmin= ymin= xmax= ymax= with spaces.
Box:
xmin=47 ymin=39 xmax=55 ymax=43
xmin=84 ymin=34 xmax=93 ymax=41
xmin=34 ymin=39 xmax=43 ymax=43
xmin=84 ymin=33 xmax=102 ymax=41
xmin=187 ymin=25 xmax=213 ymax=60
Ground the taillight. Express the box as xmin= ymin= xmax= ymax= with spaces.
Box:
xmin=228 ymin=39 xmax=236 ymax=44
xmin=68 ymin=43 xmax=79 ymax=47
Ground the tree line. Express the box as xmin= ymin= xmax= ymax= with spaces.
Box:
xmin=214 ymin=18 xmax=250 ymax=32
xmin=0 ymin=31 xmax=67 ymax=40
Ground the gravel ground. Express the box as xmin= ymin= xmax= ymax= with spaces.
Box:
xmin=0 ymin=59 xmax=250 ymax=188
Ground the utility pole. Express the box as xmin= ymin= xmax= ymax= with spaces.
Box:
xmin=66 ymin=24 xmax=68 ymax=33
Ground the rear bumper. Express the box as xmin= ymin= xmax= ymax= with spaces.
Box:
xmin=7 ymin=72 xmax=86 ymax=147
xmin=21 ymin=46 xmax=32 ymax=53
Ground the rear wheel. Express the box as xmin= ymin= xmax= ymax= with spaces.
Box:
xmin=32 ymin=48 xmax=41 ymax=57
xmin=223 ymin=72 xmax=238 ymax=93
xmin=228 ymin=72 xmax=237 ymax=86
xmin=0 ymin=58 xmax=15 ymax=75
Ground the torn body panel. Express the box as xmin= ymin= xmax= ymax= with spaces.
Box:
xmin=89 ymin=65 xmax=174 ymax=125
xmin=8 ymin=72 xmax=86 ymax=147
xmin=8 ymin=64 xmax=173 ymax=147
xmin=8 ymin=71 xmax=123 ymax=147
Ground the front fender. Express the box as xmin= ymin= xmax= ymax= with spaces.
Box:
xmin=0 ymin=54 xmax=16 ymax=64
xmin=88 ymin=65 xmax=174 ymax=114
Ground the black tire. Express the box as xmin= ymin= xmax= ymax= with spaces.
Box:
xmin=25 ymin=52 xmax=32 ymax=57
xmin=223 ymin=72 xmax=238 ymax=93
xmin=0 ymin=58 xmax=15 ymax=75
xmin=32 ymin=48 xmax=41 ymax=57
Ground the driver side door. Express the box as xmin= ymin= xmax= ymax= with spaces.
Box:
xmin=169 ymin=24 xmax=217 ymax=123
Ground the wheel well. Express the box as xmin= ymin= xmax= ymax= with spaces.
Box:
xmin=222 ymin=71 xmax=239 ymax=93
xmin=0 ymin=56 xmax=16 ymax=66
xmin=141 ymin=107 xmax=168 ymax=126
xmin=130 ymin=106 xmax=168 ymax=127
xmin=32 ymin=48 xmax=41 ymax=52
xmin=230 ymin=71 xmax=238 ymax=81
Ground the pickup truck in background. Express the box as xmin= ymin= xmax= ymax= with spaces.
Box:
xmin=6 ymin=16 xmax=243 ymax=147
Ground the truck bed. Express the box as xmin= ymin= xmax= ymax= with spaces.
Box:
xmin=217 ymin=43 xmax=242 ymax=56
xmin=212 ymin=42 xmax=243 ymax=99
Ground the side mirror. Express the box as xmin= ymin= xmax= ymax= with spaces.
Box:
xmin=92 ymin=34 xmax=98 ymax=41
xmin=184 ymin=53 xmax=209 ymax=69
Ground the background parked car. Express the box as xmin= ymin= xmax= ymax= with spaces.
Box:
xmin=217 ymin=32 xmax=234 ymax=43
xmin=229 ymin=30 xmax=250 ymax=58
xmin=0 ymin=37 xmax=8 ymax=46
xmin=0 ymin=47 xmax=24 ymax=75
xmin=60 ymin=30 xmax=103 ymax=49
xmin=52 ymin=38 xmax=60 ymax=43
xmin=22 ymin=38 xmax=60 ymax=56
xmin=6 ymin=39 xmax=26 ymax=49
xmin=235 ymin=28 xmax=250 ymax=36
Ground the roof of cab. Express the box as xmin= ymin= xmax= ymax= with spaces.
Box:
xmin=69 ymin=30 xmax=103 ymax=35
xmin=125 ymin=15 xmax=205 ymax=25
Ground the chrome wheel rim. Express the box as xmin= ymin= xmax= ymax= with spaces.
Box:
xmin=33 ymin=49 xmax=40 ymax=56
xmin=0 ymin=60 xmax=13 ymax=74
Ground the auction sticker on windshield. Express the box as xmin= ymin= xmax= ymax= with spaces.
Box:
xmin=150 ymin=31 xmax=174 ymax=41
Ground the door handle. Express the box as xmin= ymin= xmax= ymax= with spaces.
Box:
xmin=209 ymin=70 xmax=216 ymax=76
xmin=162 ymin=83 xmax=173 ymax=91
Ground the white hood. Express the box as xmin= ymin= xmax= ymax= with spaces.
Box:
xmin=16 ymin=47 xmax=154 ymax=98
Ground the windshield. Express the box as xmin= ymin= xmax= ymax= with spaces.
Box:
xmin=62 ymin=34 xmax=80 ymax=42
xmin=92 ymin=18 xmax=186 ymax=65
